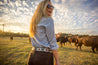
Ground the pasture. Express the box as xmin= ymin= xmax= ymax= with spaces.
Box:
xmin=0 ymin=37 xmax=98 ymax=65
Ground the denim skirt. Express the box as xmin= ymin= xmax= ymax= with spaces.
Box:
xmin=27 ymin=50 xmax=54 ymax=65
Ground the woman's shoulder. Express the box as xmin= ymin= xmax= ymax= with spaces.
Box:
xmin=41 ymin=17 xmax=53 ymax=23
xmin=38 ymin=17 xmax=54 ymax=27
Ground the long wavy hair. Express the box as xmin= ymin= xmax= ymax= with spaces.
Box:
xmin=29 ymin=0 xmax=50 ymax=38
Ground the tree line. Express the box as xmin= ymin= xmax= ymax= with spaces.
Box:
xmin=0 ymin=30 xmax=29 ymax=37
xmin=0 ymin=30 xmax=89 ymax=37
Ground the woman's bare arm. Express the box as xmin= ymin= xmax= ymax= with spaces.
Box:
xmin=52 ymin=50 xmax=60 ymax=65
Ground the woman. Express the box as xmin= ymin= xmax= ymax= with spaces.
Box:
xmin=28 ymin=0 xmax=60 ymax=65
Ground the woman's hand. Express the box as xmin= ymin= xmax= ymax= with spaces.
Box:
xmin=56 ymin=61 xmax=60 ymax=65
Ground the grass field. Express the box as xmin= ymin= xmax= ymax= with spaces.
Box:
xmin=0 ymin=37 xmax=98 ymax=65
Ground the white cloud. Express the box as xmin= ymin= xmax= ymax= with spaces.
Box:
xmin=5 ymin=26 xmax=29 ymax=33
xmin=31 ymin=2 xmax=34 ymax=5
xmin=55 ymin=0 xmax=59 ymax=3
xmin=88 ymin=31 xmax=98 ymax=35
xmin=0 ymin=14 xmax=31 ymax=33
xmin=10 ymin=9 xmax=17 ymax=15
xmin=53 ymin=1 xmax=98 ymax=35
xmin=0 ymin=1 xmax=4 ymax=5
xmin=89 ymin=20 xmax=98 ymax=26
xmin=53 ymin=3 xmax=66 ymax=10
xmin=0 ymin=0 xmax=98 ymax=35
xmin=8 ymin=1 xmax=14 ymax=8
xmin=23 ymin=1 xmax=29 ymax=7
xmin=0 ymin=7 xmax=9 ymax=14
xmin=15 ymin=1 xmax=21 ymax=7
xmin=0 ymin=15 xmax=10 ymax=21
xmin=35 ymin=1 xmax=39 ymax=5
xmin=61 ymin=0 xmax=66 ymax=3
xmin=4 ymin=0 xmax=7 ymax=4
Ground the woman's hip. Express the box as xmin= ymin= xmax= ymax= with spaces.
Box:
xmin=27 ymin=49 xmax=53 ymax=65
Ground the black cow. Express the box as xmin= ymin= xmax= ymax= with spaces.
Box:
xmin=56 ymin=36 xmax=68 ymax=47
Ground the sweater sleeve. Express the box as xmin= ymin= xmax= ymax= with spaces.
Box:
xmin=45 ymin=17 xmax=59 ymax=50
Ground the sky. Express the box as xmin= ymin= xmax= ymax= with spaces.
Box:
xmin=0 ymin=0 xmax=98 ymax=35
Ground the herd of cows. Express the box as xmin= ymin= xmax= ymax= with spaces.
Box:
xmin=56 ymin=35 xmax=98 ymax=53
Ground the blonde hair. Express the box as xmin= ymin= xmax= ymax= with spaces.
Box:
xmin=29 ymin=0 xmax=50 ymax=38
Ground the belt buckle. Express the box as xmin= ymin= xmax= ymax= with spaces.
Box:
xmin=34 ymin=47 xmax=52 ymax=53
xmin=37 ymin=48 xmax=41 ymax=51
xmin=45 ymin=48 xmax=49 ymax=52
xmin=44 ymin=48 xmax=46 ymax=52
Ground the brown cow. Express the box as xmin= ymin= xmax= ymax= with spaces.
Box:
xmin=68 ymin=36 xmax=78 ymax=46
xmin=75 ymin=37 xmax=83 ymax=50
xmin=68 ymin=37 xmax=72 ymax=45
xmin=10 ymin=35 xmax=13 ymax=40
xmin=76 ymin=36 xmax=98 ymax=53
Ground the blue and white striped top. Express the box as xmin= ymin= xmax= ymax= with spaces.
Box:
xmin=31 ymin=17 xmax=59 ymax=50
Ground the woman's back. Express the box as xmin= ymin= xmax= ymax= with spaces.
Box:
xmin=31 ymin=17 xmax=58 ymax=50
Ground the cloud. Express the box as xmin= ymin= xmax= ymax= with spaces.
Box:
xmin=61 ymin=0 xmax=66 ymax=3
xmin=0 ymin=1 xmax=4 ymax=5
xmin=7 ymin=1 xmax=15 ymax=8
xmin=23 ymin=1 xmax=29 ymax=7
xmin=5 ymin=26 xmax=29 ymax=33
xmin=31 ymin=2 xmax=34 ymax=5
xmin=0 ymin=0 xmax=98 ymax=35
xmin=4 ymin=0 xmax=7 ymax=4
xmin=89 ymin=20 xmax=98 ymax=26
xmin=0 ymin=14 xmax=31 ymax=33
xmin=55 ymin=0 xmax=59 ymax=3
xmin=53 ymin=2 xmax=98 ymax=35
xmin=15 ymin=1 xmax=21 ymax=7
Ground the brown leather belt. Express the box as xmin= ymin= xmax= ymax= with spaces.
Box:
xmin=32 ymin=47 xmax=52 ymax=53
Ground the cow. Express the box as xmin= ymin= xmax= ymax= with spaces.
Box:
xmin=68 ymin=37 xmax=73 ymax=45
xmin=10 ymin=35 xmax=13 ymax=40
xmin=76 ymin=36 xmax=98 ymax=53
xmin=68 ymin=36 xmax=78 ymax=46
xmin=56 ymin=36 xmax=68 ymax=47
xmin=75 ymin=37 xmax=83 ymax=50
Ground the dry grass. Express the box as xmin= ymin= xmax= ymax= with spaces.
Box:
xmin=0 ymin=37 xmax=98 ymax=65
